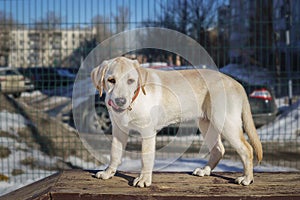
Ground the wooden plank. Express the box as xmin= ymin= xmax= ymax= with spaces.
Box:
xmin=1 ymin=170 xmax=300 ymax=200
xmin=0 ymin=172 xmax=61 ymax=200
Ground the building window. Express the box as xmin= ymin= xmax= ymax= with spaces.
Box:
xmin=231 ymin=8 xmax=236 ymax=16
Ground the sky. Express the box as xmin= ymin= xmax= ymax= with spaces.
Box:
xmin=0 ymin=0 xmax=229 ymax=29
xmin=0 ymin=0 xmax=160 ymax=28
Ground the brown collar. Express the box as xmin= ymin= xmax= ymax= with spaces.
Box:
xmin=127 ymin=73 xmax=147 ymax=111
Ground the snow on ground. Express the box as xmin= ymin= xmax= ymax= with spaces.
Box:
xmin=0 ymin=136 xmax=57 ymax=196
xmin=0 ymin=110 xmax=28 ymax=136
xmin=119 ymin=157 xmax=298 ymax=173
xmin=0 ymin=136 xmax=95 ymax=196
xmin=20 ymin=90 xmax=71 ymax=112
xmin=0 ymin=137 xmax=58 ymax=179
xmin=257 ymin=100 xmax=300 ymax=142
xmin=20 ymin=90 xmax=43 ymax=98
xmin=0 ymin=179 xmax=39 ymax=197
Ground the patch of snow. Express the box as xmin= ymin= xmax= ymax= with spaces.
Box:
xmin=0 ymin=137 xmax=57 ymax=196
xmin=258 ymin=100 xmax=300 ymax=141
xmin=96 ymin=157 xmax=298 ymax=173
xmin=47 ymin=96 xmax=70 ymax=105
xmin=0 ymin=138 xmax=57 ymax=180
xmin=0 ymin=181 xmax=24 ymax=196
xmin=0 ymin=111 xmax=28 ymax=135
xmin=65 ymin=156 xmax=98 ymax=169
xmin=0 ymin=175 xmax=54 ymax=196
xmin=0 ymin=137 xmax=28 ymax=150
xmin=275 ymin=97 xmax=289 ymax=108
xmin=20 ymin=90 xmax=43 ymax=98
xmin=156 ymin=134 xmax=202 ymax=142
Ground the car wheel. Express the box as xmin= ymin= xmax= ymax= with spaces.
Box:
xmin=95 ymin=102 xmax=112 ymax=134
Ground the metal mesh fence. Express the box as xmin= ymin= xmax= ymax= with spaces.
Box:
xmin=0 ymin=0 xmax=299 ymax=194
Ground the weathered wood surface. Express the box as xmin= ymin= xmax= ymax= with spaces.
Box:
xmin=2 ymin=170 xmax=300 ymax=200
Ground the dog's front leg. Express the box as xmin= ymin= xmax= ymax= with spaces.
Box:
xmin=95 ymin=125 xmax=128 ymax=180
xmin=133 ymin=135 xmax=156 ymax=187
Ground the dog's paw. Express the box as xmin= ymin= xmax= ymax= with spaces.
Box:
xmin=235 ymin=176 xmax=253 ymax=186
xmin=95 ymin=168 xmax=116 ymax=180
xmin=192 ymin=166 xmax=211 ymax=177
xmin=133 ymin=173 xmax=152 ymax=188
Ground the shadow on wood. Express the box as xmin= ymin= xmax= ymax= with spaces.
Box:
xmin=88 ymin=170 xmax=136 ymax=186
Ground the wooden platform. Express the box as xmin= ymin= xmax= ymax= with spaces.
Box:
xmin=2 ymin=170 xmax=300 ymax=200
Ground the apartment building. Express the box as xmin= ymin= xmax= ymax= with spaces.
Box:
xmin=229 ymin=0 xmax=274 ymax=66
xmin=227 ymin=0 xmax=300 ymax=67
xmin=273 ymin=0 xmax=300 ymax=49
xmin=8 ymin=27 xmax=96 ymax=68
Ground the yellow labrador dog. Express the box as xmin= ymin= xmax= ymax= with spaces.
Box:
xmin=91 ymin=56 xmax=263 ymax=187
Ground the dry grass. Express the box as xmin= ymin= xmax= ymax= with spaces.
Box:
xmin=11 ymin=169 xmax=24 ymax=176
xmin=0 ymin=173 xmax=9 ymax=182
xmin=0 ymin=146 xmax=11 ymax=158
xmin=0 ymin=130 xmax=16 ymax=139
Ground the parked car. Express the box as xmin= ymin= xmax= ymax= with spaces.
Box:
xmin=19 ymin=67 xmax=76 ymax=91
xmin=0 ymin=67 xmax=34 ymax=98
xmin=220 ymin=64 xmax=278 ymax=127
xmin=68 ymin=91 xmax=112 ymax=134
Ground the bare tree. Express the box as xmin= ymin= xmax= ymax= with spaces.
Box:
xmin=188 ymin=0 xmax=217 ymax=38
xmin=91 ymin=6 xmax=129 ymax=43
xmin=92 ymin=15 xmax=111 ymax=43
xmin=154 ymin=0 xmax=189 ymax=34
xmin=155 ymin=0 xmax=217 ymax=40
xmin=143 ymin=0 xmax=224 ymax=66
xmin=114 ymin=6 xmax=130 ymax=33
xmin=34 ymin=11 xmax=62 ymax=30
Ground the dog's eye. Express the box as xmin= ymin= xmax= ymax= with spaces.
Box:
xmin=108 ymin=78 xmax=116 ymax=84
xmin=127 ymin=78 xmax=135 ymax=85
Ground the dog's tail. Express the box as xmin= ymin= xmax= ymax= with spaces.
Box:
xmin=242 ymin=96 xmax=263 ymax=164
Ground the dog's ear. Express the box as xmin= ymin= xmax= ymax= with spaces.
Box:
xmin=91 ymin=60 xmax=109 ymax=97
xmin=132 ymin=60 xmax=147 ymax=95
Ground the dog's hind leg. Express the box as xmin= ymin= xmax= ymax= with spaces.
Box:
xmin=222 ymin=119 xmax=254 ymax=186
xmin=193 ymin=119 xmax=225 ymax=177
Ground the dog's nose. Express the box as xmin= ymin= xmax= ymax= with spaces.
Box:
xmin=115 ymin=97 xmax=127 ymax=107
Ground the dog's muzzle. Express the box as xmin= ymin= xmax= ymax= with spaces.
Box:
xmin=108 ymin=99 xmax=126 ymax=113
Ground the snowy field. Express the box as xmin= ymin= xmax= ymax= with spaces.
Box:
xmin=0 ymin=92 xmax=299 ymax=196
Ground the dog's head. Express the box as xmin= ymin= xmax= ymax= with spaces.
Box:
xmin=91 ymin=57 xmax=146 ymax=113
